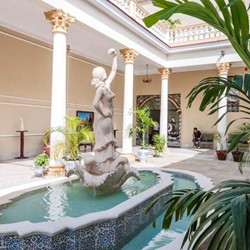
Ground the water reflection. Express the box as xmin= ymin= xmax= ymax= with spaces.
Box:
xmin=43 ymin=185 xmax=68 ymax=221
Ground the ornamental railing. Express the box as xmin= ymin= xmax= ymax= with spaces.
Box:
xmin=109 ymin=0 xmax=227 ymax=47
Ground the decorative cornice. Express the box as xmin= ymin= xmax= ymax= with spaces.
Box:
xmin=216 ymin=62 xmax=231 ymax=75
xmin=119 ymin=48 xmax=139 ymax=63
xmin=158 ymin=68 xmax=172 ymax=79
xmin=44 ymin=9 xmax=75 ymax=33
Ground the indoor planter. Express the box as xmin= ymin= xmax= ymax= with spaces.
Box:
xmin=44 ymin=115 xmax=94 ymax=171
xmin=213 ymin=132 xmax=227 ymax=160
xmin=130 ymin=106 xmax=157 ymax=162
xmin=231 ymin=149 xmax=243 ymax=162
xmin=227 ymin=134 xmax=244 ymax=162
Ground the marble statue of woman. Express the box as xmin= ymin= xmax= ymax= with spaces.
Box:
xmin=67 ymin=48 xmax=140 ymax=192
xmin=91 ymin=48 xmax=117 ymax=173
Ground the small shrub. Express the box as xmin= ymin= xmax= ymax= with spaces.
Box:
xmin=34 ymin=153 xmax=49 ymax=168
xmin=153 ymin=134 xmax=166 ymax=157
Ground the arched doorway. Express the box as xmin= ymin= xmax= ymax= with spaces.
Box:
xmin=136 ymin=94 xmax=181 ymax=147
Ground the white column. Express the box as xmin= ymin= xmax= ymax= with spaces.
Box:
xmin=216 ymin=62 xmax=231 ymax=149
xmin=120 ymin=48 xmax=139 ymax=154
xmin=158 ymin=68 xmax=172 ymax=141
xmin=51 ymin=32 xmax=67 ymax=128
xmin=45 ymin=10 xmax=75 ymax=164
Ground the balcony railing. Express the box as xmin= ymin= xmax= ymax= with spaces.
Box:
xmin=109 ymin=0 xmax=227 ymax=47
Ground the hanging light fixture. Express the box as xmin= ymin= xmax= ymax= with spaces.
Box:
xmin=142 ymin=64 xmax=152 ymax=84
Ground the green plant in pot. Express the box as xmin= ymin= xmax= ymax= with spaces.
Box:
xmin=152 ymin=134 xmax=167 ymax=157
xmin=33 ymin=152 xmax=49 ymax=176
xmin=231 ymin=143 xmax=244 ymax=162
xmin=130 ymin=106 xmax=157 ymax=162
xmin=44 ymin=115 xmax=94 ymax=169
xmin=213 ymin=132 xmax=227 ymax=160
xmin=227 ymin=125 xmax=250 ymax=163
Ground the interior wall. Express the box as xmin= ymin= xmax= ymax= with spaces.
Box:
xmin=0 ymin=31 xmax=52 ymax=160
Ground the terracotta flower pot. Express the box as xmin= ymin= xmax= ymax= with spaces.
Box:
xmin=231 ymin=151 xmax=243 ymax=162
xmin=216 ymin=150 xmax=227 ymax=160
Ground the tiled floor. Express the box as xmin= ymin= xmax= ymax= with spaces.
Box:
xmin=0 ymin=147 xmax=249 ymax=195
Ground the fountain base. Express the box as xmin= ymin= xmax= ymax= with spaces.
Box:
xmin=67 ymin=153 xmax=140 ymax=192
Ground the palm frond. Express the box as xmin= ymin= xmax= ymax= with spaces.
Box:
xmin=147 ymin=179 xmax=250 ymax=249
xmin=186 ymin=74 xmax=250 ymax=137
xmin=46 ymin=115 xmax=93 ymax=161
xmin=143 ymin=0 xmax=250 ymax=68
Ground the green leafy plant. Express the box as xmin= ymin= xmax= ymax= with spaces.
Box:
xmin=147 ymin=180 xmax=250 ymax=250
xmin=230 ymin=124 xmax=250 ymax=168
xmin=213 ymin=132 xmax=227 ymax=160
xmin=143 ymin=0 xmax=250 ymax=249
xmin=130 ymin=106 xmax=158 ymax=149
xmin=187 ymin=74 xmax=250 ymax=133
xmin=34 ymin=152 xmax=49 ymax=168
xmin=152 ymin=134 xmax=167 ymax=157
xmin=44 ymin=115 xmax=94 ymax=161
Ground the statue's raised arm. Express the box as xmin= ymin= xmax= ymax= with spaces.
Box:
xmin=105 ymin=48 xmax=117 ymax=90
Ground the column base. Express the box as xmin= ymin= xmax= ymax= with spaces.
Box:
xmin=45 ymin=165 xmax=66 ymax=176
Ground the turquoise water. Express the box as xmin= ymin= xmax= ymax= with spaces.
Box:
xmin=0 ymin=171 xmax=158 ymax=224
xmin=123 ymin=175 xmax=197 ymax=250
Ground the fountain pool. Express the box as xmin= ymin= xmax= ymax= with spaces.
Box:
xmin=0 ymin=168 xmax=213 ymax=249
xmin=0 ymin=168 xmax=173 ymax=249
xmin=0 ymin=170 xmax=159 ymax=224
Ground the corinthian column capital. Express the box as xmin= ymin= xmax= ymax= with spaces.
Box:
xmin=158 ymin=68 xmax=172 ymax=79
xmin=216 ymin=62 xmax=231 ymax=75
xmin=44 ymin=9 xmax=75 ymax=33
xmin=119 ymin=48 xmax=139 ymax=63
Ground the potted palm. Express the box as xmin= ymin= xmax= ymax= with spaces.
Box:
xmin=44 ymin=115 xmax=94 ymax=171
xmin=213 ymin=132 xmax=227 ymax=160
xmin=231 ymin=144 xmax=244 ymax=162
xmin=152 ymin=134 xmax=167 ymax=157
xmin=228 ymin=131 xmax=247 ymax=162
xmin=130 ymin=106 xmax=157 ymax=162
